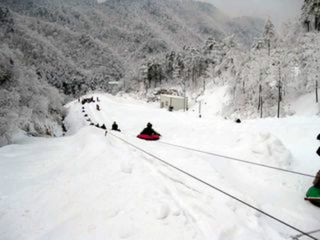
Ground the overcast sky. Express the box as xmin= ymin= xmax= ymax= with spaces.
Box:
xmin=205 ymin=0 xmax=304 ymax=26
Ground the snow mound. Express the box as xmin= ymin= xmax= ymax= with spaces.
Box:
xmin=250 ymin=132 xmax=292 ymax=168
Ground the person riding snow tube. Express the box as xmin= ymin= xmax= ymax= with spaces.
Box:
xmin=305 ymin=186 xmax=320 ymax=207
xmin=112 ymin=122 xmax=121 ymax=132
xmin=137 ymin=123 xmax=161 ymax=141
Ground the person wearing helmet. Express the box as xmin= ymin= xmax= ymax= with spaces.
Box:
xmin=140 ymin=122 xmax=160 ymax=136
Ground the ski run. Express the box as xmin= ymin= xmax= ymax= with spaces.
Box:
xmin=0 ymin=92 xmax=319 ymax=240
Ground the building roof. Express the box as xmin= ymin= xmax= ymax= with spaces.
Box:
xmin=160 ymin=94 xmax=186 ymax=99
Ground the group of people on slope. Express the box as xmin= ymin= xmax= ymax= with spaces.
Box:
xmin=80 ymin=97 xmax=96 ymax=105
xmin=104 ymin=121 xmax=160 ymax=139
xmin=81 ymin=99 xmax=161 ymax=139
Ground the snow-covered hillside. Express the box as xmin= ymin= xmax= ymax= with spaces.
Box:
xmin=1 ymin=93 xmax=319 ymax=240
xmin=0 ymin=0 xmax=264 ymax=96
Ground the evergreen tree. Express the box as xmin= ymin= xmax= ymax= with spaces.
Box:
xmin=262 ymin=19 xmax=277 ymax=56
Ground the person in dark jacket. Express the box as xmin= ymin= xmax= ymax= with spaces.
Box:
xmin=314 ymin=135 xmax=320 ymax=187
xmin=313 ymin=170 xmax=320 ymax=187
xmin=317 ymin=134 xmax=320 ymax=157
xmin=101 ymin=124 xmax=107 ymax=130
xmin=140 ymin=123 xmax=160 ymax=136
xmin=111 ymin=122 xmax=121 ymax=132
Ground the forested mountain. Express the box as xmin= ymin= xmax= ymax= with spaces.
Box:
xmin=0 ymin=0 xmax=264 ymax=95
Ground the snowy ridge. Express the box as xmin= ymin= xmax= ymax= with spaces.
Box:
xmin=1 ymin=93 xmax=319 ymax=240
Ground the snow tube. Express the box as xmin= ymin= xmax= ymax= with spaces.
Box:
xmin=137 ymin=134 xmax=160 ymax=141
xmin=305 ymin=186 xmax=320 ymax=207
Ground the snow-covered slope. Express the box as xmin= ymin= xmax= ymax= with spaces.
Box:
xmin=0 ymin=93 xmax=319 ymax=240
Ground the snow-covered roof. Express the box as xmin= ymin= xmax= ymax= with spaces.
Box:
xmin=160 ymin=94 xmax=186 ymax=99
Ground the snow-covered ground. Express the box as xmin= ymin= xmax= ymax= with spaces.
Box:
xmin=0 ymin=93 xmax=320 ymax=240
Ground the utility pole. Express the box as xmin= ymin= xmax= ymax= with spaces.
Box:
xmin=183 ymin=80 xmax=187 ymax=112
xmin=314 ymin=57 xmax=319 ymax=103
xmin=258 ymin=84 xmax=263 ymax=118
xmin=258 ymin=70 xmax=262 ymax=113
xmin=258 ymin=84 xmax=262 ymax=111
xmin=316 ymin=79 xmax=319 ymax=103
xmin=277 ymin=66 xmax=282 ymax=118
xmin=198 ymin=101 xmax=202 ymax=118
xmin=260 ymin=98 xmax=263 ymax=119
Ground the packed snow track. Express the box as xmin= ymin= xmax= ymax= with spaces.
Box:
xmin=0 ymin=93 xmax=319 ymax=240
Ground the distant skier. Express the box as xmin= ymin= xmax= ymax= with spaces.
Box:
xmin=140 ymin=123 xmax=160 ymax=136
xmin=62 ymin=123 xmax=67 ymax=133
xmin=101 ymin=124 xmax=107 ymax=130
xmin=96 ymin=104 xmax=100 ymax=111
xmin=97 ymin=97 xmax=100 ymax=102
xmin=235 ymin=118 xmax=241 ymax=123
xmin=111 ymin=122 xmax=121 ymax=132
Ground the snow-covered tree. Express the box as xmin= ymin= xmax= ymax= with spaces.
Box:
xmin=301 ymin=0 xmax=320 ymax=31
xmin=263 ymin=19 xmax=277 ymax=55
xmin=0 ymin=45 xmax=65 ymax=146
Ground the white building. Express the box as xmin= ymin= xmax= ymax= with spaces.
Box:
xmin=160 ymin=94 xmax=188 ymax=111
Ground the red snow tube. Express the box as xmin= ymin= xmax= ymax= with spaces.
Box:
xmin=137 ymin=134 xmax=160 ymax=141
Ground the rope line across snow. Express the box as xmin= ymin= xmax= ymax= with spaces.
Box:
xmin=292 ymin=229 xmax=320 ymax=240
xmin=158 ymin=141 xmax=316 ymax=178
xmin=109 ymin=133 xmax=319 ymax=240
